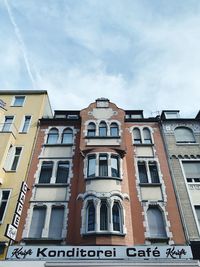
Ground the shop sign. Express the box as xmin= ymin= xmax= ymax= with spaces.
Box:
xmin=5 ymin=182 xmax=28 ymax=241
xmin=7 ymin=245 xmax=192 ymax=261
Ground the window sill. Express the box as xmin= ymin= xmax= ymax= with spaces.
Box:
xmin=133 ymin=143 xmax=154 ymax=146
xmin=176 ymin=142 xmax=199 ymax=146
xmin=83 ymin=231 xmax=125 ymax=237
xmin=139 ymin=183 xmax=161 ymax=187
xmin=85 ymin=136 xmax=120 ymax=139
xmin=43 ymin=143 xmax=73 ymax=147
xmin=85 ymin=176 xmax=122 ymax=181
xmin=3 ymin=168 xmax=16 ymax=173
xmin=23 ymin=237 xmax=64 ymax=244
xmin=146 ymin=236 xmax=169 ymax=242
xmin=35 ymin=183 xmax=69 ymax=187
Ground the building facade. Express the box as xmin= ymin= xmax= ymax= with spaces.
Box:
xmin=0 ymin=91 xmax=52 ymax=259
xmin=0 ymin=97 xmax=198 ymax=266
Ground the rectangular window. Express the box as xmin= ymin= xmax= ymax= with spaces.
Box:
xmin=195 ymin=206 xmax=200 ymax=227
xmin=0 ymin=190 xmax=10 ymax=223
xmin=56 ymin=162 xmax=69 ymax=183
xmin=183 ymin=161 xmax=200 ymax=183
xmin=11 ymin=147 xmax=22 ymax=171
xmin=48 ymin=206 xmax=64 ymax=239
xmin=87 ymin=155 xmax=96 ymax=177
xmin=111 ymin=156 xmax=120 ymax=177
xmin=29 ymin=206 xmax=46 ymax=238
xmin=21 ymin=116 xmax=31 ymax=133
xmin=149 ymin=162 xmax=160 ymax=183
xmin=13 ymin=96 xmax=25 ymax=106
xmin=39 ymin=162 xmax=53 ymax=183
xmin=138 ymin=162 xmax=148 ymax=183
xmin=99 ymin=154 xmax=108 ymax=176
xmin=2 ymin=116 xmax=14 ymax=132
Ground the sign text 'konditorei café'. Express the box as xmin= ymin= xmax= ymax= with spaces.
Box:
xmin=7 ymin=246 xmax=192 ymax=261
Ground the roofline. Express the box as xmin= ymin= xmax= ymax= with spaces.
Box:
xmin=0 ymin=90 xmax=48 ymax=95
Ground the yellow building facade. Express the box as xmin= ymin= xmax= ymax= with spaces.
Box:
xmin=0 ymin=90 xmax=52 ymax=259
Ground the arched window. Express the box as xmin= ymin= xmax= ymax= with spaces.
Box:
xmin=110 ymin=123 xmax=119 ymax=137
xmin=87 ymin=122 xmax=96 ymax=137
xmin=174 ymin=127 xmax=196 ymax=143
xmin=143 ymin=128 xmax=152 ymax=144
xmin=147 ymin=207 xmax=167 ymax=238
xmin=62 ymin=128 xmax=73 ymax=144
xmin=47 ymin=128 xmax=59 ymax=144
xmin=133 ymin=128 xmax=142 ymax=144
xmin=100 ymin=201 xmax=108 ymax=230
xmin=87 ymin=202 xmax=95 ymax=231
xmin=99 ymin=121 xmax=107 ymax=137
xmin=111 ymin=155 xmax=120 ymax=177
xmin=112 ymin=202 xmax=121 ymax=231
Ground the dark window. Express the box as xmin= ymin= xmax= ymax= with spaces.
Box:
xmin=110 ymin=123 xmax=119 ymax=137
xmin=111 ymin=155 xmax=120 ymax=177
xmin=147 ymin=207 xmax=167 ymax=238
xmin=87 ymin=123 xmax=96 ymax=137
xmin=48 ymin=206 xmax=64 ymax=239
xmin=138 ymin=162 xmax=148 ymax=183
xmin=13 ymin=96 xmax=25 ymax=106
xmin=149 ymin=162 xmax=160 ymax=183
xmin=87 ymin=202 xmax=95 ymax=231
xmin=175 ymin=127 xmax=196 ymax=143
xmin=99 ymin=121 xmax=107 ymax=136
xmin=39 ymin=161 xmax=53 ymax=183
xmin=100 ymin=201 xmax=108 ymax=230
xmin=87 ymin=155 xmax=96 ymax=177
xmin=112 ymin=202 xmax=121 ymax=231
xmin=133 ymin=128 xmax=142 ymax=144
xmin=11 ymin=147 xmax=22 ymax=171
xmin=143 ymin=128 xmax=152 ymax=144
xmin=62 ymin=128 xmax=73 ymax=144
xmin=29 ymin=206 xmax=46 ymax=238
xmin=47 ymin=128 xmax=59 ymax=144
xmin=56 ymin=162 xmax=69 ymax=183
xmin=0 ymin=190 xmax=10 ymax=222
xmin=99 ymin=154 xmax=108 ymax=176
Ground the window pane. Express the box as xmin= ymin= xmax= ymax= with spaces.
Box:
xmin=133 ymin=128 xmax=142 ymax=144
xmin=87 ymin=156 xmax=96 ymax=177
xmin=110 ymin=123 xmax=119 ymax=136
xmin=195 ymin=206 xmax=200 ymax=227
xmin=147 ymin=207 xmax=167 ymax=238
xmin=143 ymin=128 xmax=152 ymax=144
xmin=99 ymin=155 xmax=108 ymax=176
xmin=175 ymin=127 xmax=195 ymax=143
xmin=47 ymin=128 xmax=59 ymax=144
xmin=87 ymin=202 xmax=95 ymax=231
xmin=29 ymin=207 xmax=46 ymax=238
xmin=112 ymin=203 xmax=120 ymax=231
xmin=49 ymin=207 xmax=64 ymax=239
xmin=149 ymin=162 xmax=160 ymax=183
xmin=0 ymin=190 xmax=10 ymax=222
xmin=11 ymin=147 xmax=22 ymax=171
xmin=183 ymin=162 xmax=200 ymax=178
xmin=62 ymin=129 xmax=73 ymax=144
xmin=111 ymin=156 xmax=120 ymax=177
xmin=56 ymin=162 xmax=69 ymax=183
xmin=22 ymin=116 xmax=31 ymax=132
xmin=2 ymin=117 xmax=13 ymax=132
xmin=99 ymin=122 xmax=107 ymax=136
xmin=39 ymin=162 xmax=53 ymax=183
xmin=100 ymin=202 xmax=108 ymax=230
xmin=87 ymin=123 xmax=96 ymax=137
xmin=138 ymin=162 xmax=148 ymax=183
xmin=13 ymin=96 xmax=25 ymax=106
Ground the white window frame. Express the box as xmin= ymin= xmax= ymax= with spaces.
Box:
xmin=1 ymin=116 xmax=14 ymax=132
xmin=4 ymin=146 xmax=23 ymax=172
xmin=11 ymin=96 xmax=26 ymax=107
xmin=137 ymin=159 xmax=161 ymax=184
xmin=20 ymin=115 xmax=32 ymax=133
xmin=132 ymin=126 xmax=154 ymax=145
xmin=0 ymin=189 xmax=11 ymax=223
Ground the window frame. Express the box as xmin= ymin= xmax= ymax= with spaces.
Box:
xmin=12 ymin=96 xmax=25 ymax=107
xmin=56 ymin=161 xmax=70 ymax=184
xmin=1 ymin=116 xmax=14 ymax=132
xmin=99 ymin=121 xmax=107 ymax=137
xmin=110 ymin=123 xmax=119 ymax=137
xmin=87 ymin=122 xmax=96 ymax=137
xmin=61 ymin=128 xmax=73 ymax=144
xmin=47 ymin=128 xmax=59 ymax=144
xmin=38 ymin=161 xmax=53 ymax=184
xmin=174 ymin=126 xmax=196 ymax=144
xmin=0 ymin=189 xmax=11 ymax=223
xmin=137 ymin=160 xmax=160 ymax=184
xmin=20 ymin=115 xmax=32 ymax=133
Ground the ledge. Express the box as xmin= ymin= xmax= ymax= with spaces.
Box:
xmin=85 ymin=176 xmax=122 ymax=181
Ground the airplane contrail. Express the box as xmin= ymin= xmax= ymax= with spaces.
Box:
xmin=4 ymin=0 xmax=37 ymax=89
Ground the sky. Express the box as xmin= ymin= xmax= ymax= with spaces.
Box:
xmin=0 ymin=0 xmax=200 ymax=117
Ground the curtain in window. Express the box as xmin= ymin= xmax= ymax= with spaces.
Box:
xmin=87 ymin=155 xmax=96 ymax=177
xmin=87 ymin=202 xmax=95 ymax=231
xmin=110 ymin=123 xmax=119 ymax=136
xmin=112 ymin=202 xmax=121 ymax=231
xmin=133 ymin=128 xmax=142 ymax=144
xmin=99 ymin=155 xmax=108 ymax=176
xmin=87 ymin=123 xmax=96 ymax=136
xmin=147 ymin=207 xmax=167 ymax=238
xmin=62 ymin=128 xmax=73 ymax=144
xmin=138 ymin=162 xmax=148 ymax=183
xmin=100 ymin=202 xmax=108 ymax=230
xmin=175 ymin=127 xmax=195 ymax=143
xmin=48 ymin=206 xmax=64 ymax=239
xmin=143 ymin=128 xmax=152 ymax=144
xmin=39 ymin=162 xmax=53 ymax=183
xmin=56 ymin=162 xmax=69 ymax=183
xmin=183 ymin=162 xmax=200 ymax=178
xmin=111 ymin=156 xmax=120 ymax=177
xmin=29 ymin=206 xmax=46 ymax=238
xmin=99 ymin=121 xmax=107 ymax=136
xmin=149 ymin=162 xmax=160 ymax=183
xmin=47 ymin=128 xmax=59 ymax=144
